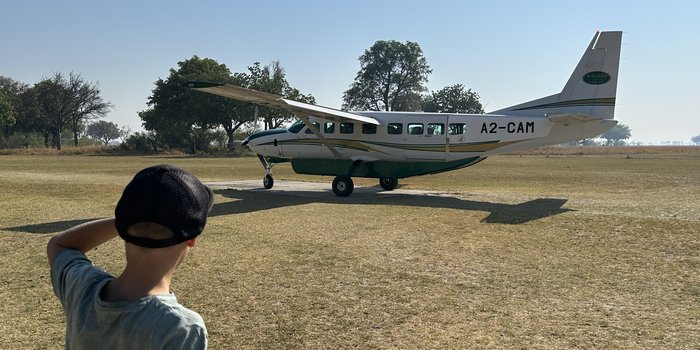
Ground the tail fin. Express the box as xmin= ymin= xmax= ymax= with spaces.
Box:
xmin=493 ymin=31 xmax=622 ymax=119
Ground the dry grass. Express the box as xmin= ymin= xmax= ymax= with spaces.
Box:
xmin=0 ymin=153 xmax=698 ymax=349
xmin=513 ymin=145 xmax=700 ymax=157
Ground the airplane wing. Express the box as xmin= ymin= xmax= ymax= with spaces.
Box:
xmin=185 ymin=81 xmax=380 ymax=125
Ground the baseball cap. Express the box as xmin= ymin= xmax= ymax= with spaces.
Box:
xmin=115 ymin=164 xmax=214 ymax=248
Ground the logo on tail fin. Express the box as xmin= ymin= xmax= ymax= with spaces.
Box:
xmin=582 ymin=71 xmax=611 ymax=85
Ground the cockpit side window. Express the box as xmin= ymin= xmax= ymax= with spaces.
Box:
xmin=305 ymin=122 xmax=320 ymax=134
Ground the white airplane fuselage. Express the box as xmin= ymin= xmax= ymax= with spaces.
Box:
xmin=244 ymin=111 xmax=616 ymax=179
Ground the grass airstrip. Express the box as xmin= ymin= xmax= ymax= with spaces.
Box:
xmin=0 ymin=148 xmax=698 ymax=349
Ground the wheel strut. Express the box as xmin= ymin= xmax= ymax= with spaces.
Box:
xmin=258 ymin=155 xmax=274 ymax=189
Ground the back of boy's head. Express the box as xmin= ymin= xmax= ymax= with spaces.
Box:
xmin=115 ymin=165 xmax=214 ymax=249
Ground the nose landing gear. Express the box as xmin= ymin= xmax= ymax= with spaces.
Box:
xmin=258 ymin=155 xmax=275 ymax=190
xmin=263 ymin=173 xmax=274 ymax=189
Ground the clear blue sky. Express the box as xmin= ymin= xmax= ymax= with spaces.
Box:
xmin=2 ymin=0 xmax=698 ymax=144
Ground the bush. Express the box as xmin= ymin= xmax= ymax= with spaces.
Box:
xmin=0 ymin=132 xmax=46 ymax=149
xmin=121 ymin=132 xmax=155 ymax=153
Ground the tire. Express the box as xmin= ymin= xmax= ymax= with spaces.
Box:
xmin=263 ymin=174 xmax=274 ymax=189
xmin=332 ymin=176 xmax=354 ymax=197
xmin=379 ymin=178 xmax=398 ymax=191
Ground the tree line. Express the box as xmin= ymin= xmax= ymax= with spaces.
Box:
xmin=0 ymin=73 xmax=112 ymax=150
xmin=132 ymin=41 xmax=484 ymax=153
xmin=2 ymin=39 xmax=653 ymax=152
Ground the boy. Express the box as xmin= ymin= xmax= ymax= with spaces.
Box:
xmin=48 ymin=164 xmax=214 ymax=349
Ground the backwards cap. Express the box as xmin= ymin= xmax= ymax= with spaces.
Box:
xmin=115 ymin=164 xmax=214 ymax=248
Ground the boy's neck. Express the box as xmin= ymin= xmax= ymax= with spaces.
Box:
xmin=100 ymin=268 xmax=173 ymax=302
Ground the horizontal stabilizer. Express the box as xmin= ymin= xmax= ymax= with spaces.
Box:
xmin=547 ymin=113 xmax=598 ymax=123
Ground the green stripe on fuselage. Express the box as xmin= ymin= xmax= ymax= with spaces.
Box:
xmin=265 ymin=138 xmax=511 ymax=154
xmin=291 ymin=157 xmax=484 ymax=179
xmin=513 ymin=98 xmax=615 ymax=111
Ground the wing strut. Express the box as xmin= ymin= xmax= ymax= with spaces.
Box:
xmin=295 ymin=113 xmax=342 ymax=158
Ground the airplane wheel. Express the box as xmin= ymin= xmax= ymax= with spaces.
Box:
xmin=263 ymin=174 xmax=274 ymax=189
xmin=379 ymin=178 xmax=398 ymax=191
xmin=332 ymin=176 xmax=354 ymax=197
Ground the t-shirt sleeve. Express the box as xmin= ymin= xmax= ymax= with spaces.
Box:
xmin=50 ymin=249 xmax=108 ymax=310
xmin=162 ymin=324 xmax=208 ymax=350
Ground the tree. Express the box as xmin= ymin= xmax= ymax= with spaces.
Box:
xmin=86 ymin=120 xmax=125 ymax=145
xmin=34 ymin=72 xmax=112 ymax=150
xmin=216 ymin=72 xmax=256 ymax=147
xmin=142 ymin=56 xmax=254 ymax=152
xmin=246 ymin=61 xmax=315 ymax=130
xmin=69 ymin=81 xmax=112 ymax=147
xmin=422 ymin=84 xmax=484 ymax=114
xmin=0 ymin=76 xmax=28 ymax=137
xmin=0 ymin=78 xmax=47 ymax=144
xmin=15 ymin=87 xmax=51 ymax=147
xmin=343 ymin=40 xmax=431 ymax=112
xmin=691 ymin=134 xmax=700 ymax=145
xmin=142 ymin=57 xmax=315 ymax=151
xmin=0 ymin=92 xmax=15 ymax=134
xmin=600 ymin=123 xmax=632 ymax=146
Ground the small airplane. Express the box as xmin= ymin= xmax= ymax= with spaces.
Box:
xmin=187 ymin=31 xmax=622 ymax=196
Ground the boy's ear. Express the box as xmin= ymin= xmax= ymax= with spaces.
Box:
xmin=186 ymin=238 xmax=197 ymax=248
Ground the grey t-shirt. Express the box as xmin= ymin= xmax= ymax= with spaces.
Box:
xmin=51 ymin=249 xmax=207 ymax=349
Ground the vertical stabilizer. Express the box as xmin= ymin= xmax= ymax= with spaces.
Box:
xmin=493 ymin=31 xmax=622 ymax=119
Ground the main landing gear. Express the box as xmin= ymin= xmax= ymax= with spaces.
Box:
xmin=331 ymin=176 xmax=399 ymax=196
xmin=379 ymin=177 xmax=399 ymax=191
xmin=257 ymin=156 xmax=399 ymax=197
xmin=330 ymin=160 xmax=364 ymax=197
xmin=332 ymin=176 xmax=354 ymax=197
xmin=330 ymin=160 xmax=399 ymax=197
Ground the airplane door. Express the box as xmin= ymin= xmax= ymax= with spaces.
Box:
xmin=447 ymin=116 xmax=467 ymax=159
xmin=273 ymin=138 xmax=284 ymax=157
xmin=424 ymin=115 xmax=449 ymax=161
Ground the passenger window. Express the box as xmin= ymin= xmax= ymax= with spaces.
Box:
xmin=305 ymin=122 xmax=320 ymax=134
xmin=387 ymin=123 xmax=403 ymax=135
xmin=427 ymin=123 xmax=444 ymax=135
xmin=324 ymin=122 xmax=335 ymax=134
xmin=449 ymin=123 xmax=466 ymax=135
xmin=340 ymin=122 xmax=354 ymax=134
xmin=408 ymin=123 xmax=424 ymax=135
xmin=362 ymin=123 xmax=377 ymax=134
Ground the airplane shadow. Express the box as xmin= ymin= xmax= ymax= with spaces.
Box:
xmin=209 ymin=186 xmax=573 ymax=225
xmin=4 ymin=218 xmax=100 ymax=235
xmin=4 ymin=187 xmax=572 ymax=235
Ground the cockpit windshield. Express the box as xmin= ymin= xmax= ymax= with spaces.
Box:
xmin=288 ymin=119 xmax=305 ymax=133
